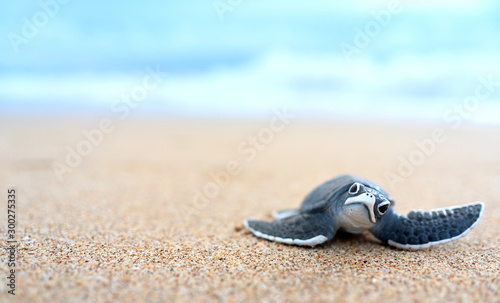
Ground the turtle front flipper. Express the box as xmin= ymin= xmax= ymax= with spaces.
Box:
xmin=244 ymin=212 xmax=336 ymax=247
xmin=370 ymin=202 xmax=485 ymax=250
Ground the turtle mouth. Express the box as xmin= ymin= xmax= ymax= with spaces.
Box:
xmin=345 ymin=193 xmax=377 ymax=223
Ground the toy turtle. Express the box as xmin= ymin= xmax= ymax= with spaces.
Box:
xmin=244 ymin=175 xmax=484 ymax=250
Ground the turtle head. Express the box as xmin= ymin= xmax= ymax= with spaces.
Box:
xmin=343 ymin=182 xmax=391 ymax=224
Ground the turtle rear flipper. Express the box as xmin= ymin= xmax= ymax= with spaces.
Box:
xmin=272 ymin=209 xmax=300 ymax=220
xmin=370 ymin=202 xmax=485 ymax=250
xmin=244 ymin=212 xmax=336 ymax=247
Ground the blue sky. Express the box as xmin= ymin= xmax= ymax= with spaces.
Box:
xmin=1 ymin=0 xmax=500 ymax=121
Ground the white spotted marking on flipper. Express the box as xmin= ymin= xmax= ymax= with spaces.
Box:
xmin=243 ymin=219 xmax=328 ymax=247
xmin=387 ymin=202 xmax=485 ymax=250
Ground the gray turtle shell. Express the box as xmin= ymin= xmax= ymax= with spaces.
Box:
xmin=300 ymin=174 xmax=393 ymax=212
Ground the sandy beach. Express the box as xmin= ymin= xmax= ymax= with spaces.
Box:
xmin=0 ymin=116 xmax=499 ymax=302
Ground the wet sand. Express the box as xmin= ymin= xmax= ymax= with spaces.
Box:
xmin=0 ymin=116 xmax=499 ymax=302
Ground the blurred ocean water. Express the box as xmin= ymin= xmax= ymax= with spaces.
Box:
xmin=1 ymin=0 xmax=499 ymax=123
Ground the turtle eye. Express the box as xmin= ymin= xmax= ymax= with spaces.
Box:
xmin=378 ymin=201 xmax=390 ymax=214
xmin=348 ymin=183 xmax=360 ymax=194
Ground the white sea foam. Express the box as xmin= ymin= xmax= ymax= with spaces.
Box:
xmin=2 ymin=51 xmax=499 ymax=124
